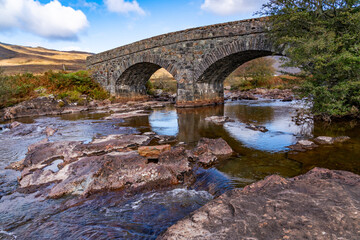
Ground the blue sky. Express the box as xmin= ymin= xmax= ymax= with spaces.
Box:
xmin=0 ymin=0 xmax=267 ymax=53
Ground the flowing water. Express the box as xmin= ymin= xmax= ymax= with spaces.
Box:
xmin=0 ymin=99 xmax=359 ymax=239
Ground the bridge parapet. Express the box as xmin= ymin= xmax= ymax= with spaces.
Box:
xmin=87 ymin=18 xmax=268 ymax=65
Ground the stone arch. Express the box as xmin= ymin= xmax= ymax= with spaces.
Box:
xmin=193 ymin=36 xmax=280 ymax=104
xmin=114 ymin=54 xmax=178 ymax=96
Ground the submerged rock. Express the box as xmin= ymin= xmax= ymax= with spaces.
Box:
xmin=158 ymin=168 xmax=360 ymax=240
xmin=104 ymin=110 xmax=149 ymax=120
xmin=334 ymin=136 xmax=351 ymax=143
xmin=288 ymin=136 xmax=350 ymax=152
xmin=314 ymin=136 xmax=335 ymax=145
xmin=246 ymin=124 xmax=268 ymax=133
xmin=205 ymin=116 xmax=234 ymax=124
xmin=314 ymin=136 xmax=351 ymax=145
xmin=288 ymin=140 xmax=318 ymax=152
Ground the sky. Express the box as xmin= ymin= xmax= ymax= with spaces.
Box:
xmin=0 ymin=0 xmax=268 ymax=53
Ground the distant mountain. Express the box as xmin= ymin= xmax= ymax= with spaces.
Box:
xmin=0 ymin=42 xmax=93 ymax=74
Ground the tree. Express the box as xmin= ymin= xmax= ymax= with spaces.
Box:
xmin=259 ymin=0 xmax=360 ymax=118
xmin=229 ymin=57 xmax=276 ymax=87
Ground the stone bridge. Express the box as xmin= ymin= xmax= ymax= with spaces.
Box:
xmin=87 ymin=17 xmax=281 ymax=107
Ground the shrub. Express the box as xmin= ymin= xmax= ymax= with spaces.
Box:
xmin=0 ymin=70 xmax=110 ymax=108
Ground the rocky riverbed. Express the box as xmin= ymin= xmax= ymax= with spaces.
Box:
xmin=159 ymin=168 xmax=360 ymax=240
xmin=1 ymin=96 xmax=359 ymax=239
xmin=0 ymin=96 xmax=171 ymax=121
xmin=225 ymin=88 xmax=295 ymax=102
xmin=7 ymin=131 xmax=234 ymax=199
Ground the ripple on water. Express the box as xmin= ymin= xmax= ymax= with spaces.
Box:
xmin=1 ymin=189 xmax=212 ymax=239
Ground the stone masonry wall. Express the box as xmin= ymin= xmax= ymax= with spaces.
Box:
xmin=87 ymin=17 xmax=279 ymax=107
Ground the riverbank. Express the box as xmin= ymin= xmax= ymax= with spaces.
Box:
xmin=1 ymin=88 xmax=294 ymax=121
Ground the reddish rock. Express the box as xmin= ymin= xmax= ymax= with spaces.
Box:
xmin=44 ymin=126 xmax=57 ymax=137
xmin=138 ymin=145 xmax=171 ymax=158
xmin=158 ymin=168 xmax=360 ymax=240
xmin=192 ymin=138 xmax=234 ymax=167
xmin=193 ymin=138 xmax=233 ymax=158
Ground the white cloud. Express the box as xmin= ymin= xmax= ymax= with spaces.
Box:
xmin=201 ymin=0 xmax=265 ymax=15
xmin=105 ymin=0 xmax=145 ymax=15
xmin=0 ymin=0 xmax=88 ymax=40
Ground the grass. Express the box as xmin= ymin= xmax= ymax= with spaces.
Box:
xmin=0 ymin=42 xmax=91 ymax=75
xmin=224 ymin=75 xmax=304 ymax=91
xmin=0 ymin=69 xmax=109 ymax=108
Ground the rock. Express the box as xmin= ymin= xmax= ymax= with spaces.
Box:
xmin=205 ymin=116 xmax=234 ymax=124
xmin=154 ymin=89 xmax=163 ymax=97
xmin=138 ymin=145 xmax=171 ymax=159
xmin=281 ymin=96 xmax=293 ymax=102
xmin=314 ymin=136 xmax=335 ymax=144
xmin=9 ymin=121 xmax=21 ymax=129
xmin=102 ymin=99 xmax=112 ymax=105
xmin=158 ymin=168 xmax=360 ymax=240
xmin=298 ymin=140 xmax=315 ymax=146
xmin=246 ymin=124 xmax=268 ymax=133
xmin=288 ymin=140 xmax=318 ymax=152
xmin=192 ymin=138 xmax=234 ymax=167
xmin=74 ymin=134 xmax=151 ymax=156
xmin=5 ymin=158 xmax=25 ymax=171
xmin=104 ymin=110 xmax=149 ymax=120
xmin=333 ymin=136 xmax=351 ymax=143
xmin=11 ymin=134 xmax=236 ymax=199
xmin=239 ymin=92 xmax=258 ymax=100
xmin=28 ymin=138 xmax=49 ymax=152
xmin=197 ymin=152 xmax=218 ymax=166
xmin=18 ymin=146 xmax=193 ymax=198
xmin=44 ymin=126 xmax=57 ymax=137
xmin=156 ymin=135 xmax=177 ymax=144
xmin=143 ymin=131 xmax=156 ymax=136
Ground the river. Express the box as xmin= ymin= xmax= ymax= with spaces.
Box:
xmin=0 ymin=98 xmax=359 ymax=239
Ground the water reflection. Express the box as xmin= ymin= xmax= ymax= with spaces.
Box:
xmin=149 ymin=109 xmax=179 ymax=136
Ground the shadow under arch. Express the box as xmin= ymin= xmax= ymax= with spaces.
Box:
xmin=194 ymin=50 xmax=275 ymax=103
xmin=114 ymin=56 xmax=178 ymax=97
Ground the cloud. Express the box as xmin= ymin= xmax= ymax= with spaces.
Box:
xmin=0 ymin=0 xmax=88 ymax=40
xmin=105 ymin=0 xmax=145 ymax=15
xmin=201 ymin=0 xmax=265 ymax=15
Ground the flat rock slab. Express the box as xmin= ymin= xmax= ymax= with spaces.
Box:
xmin=104 ymin=110 xmax=149 ymax=120
xmin=8 ymin=136 xmax=234 ymax=199
xmin=158 ymin=168 xmax=360 ymax=240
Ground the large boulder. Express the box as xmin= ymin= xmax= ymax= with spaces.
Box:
xmin=192 ymin=138 xmax=234 ymax=167
xmin=158 ymin=168 xmax=360 ymax=240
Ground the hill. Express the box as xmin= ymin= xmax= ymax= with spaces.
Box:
xmin=0 ymin=42 xmax=92 ymax=75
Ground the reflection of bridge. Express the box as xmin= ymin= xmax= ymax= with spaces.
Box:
xmin=87 ymin=17 xmax=281 ymax=107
